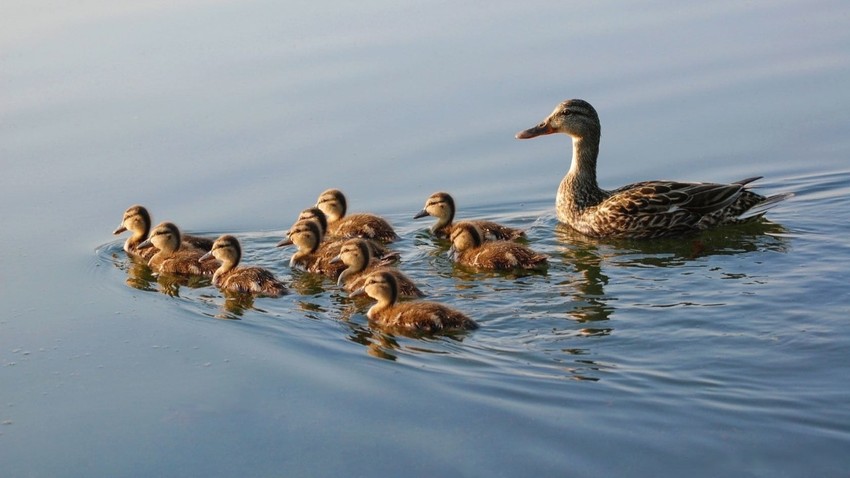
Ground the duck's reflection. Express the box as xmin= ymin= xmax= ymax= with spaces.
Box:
xmin=555 ymin=219 xmax=790 ymax=319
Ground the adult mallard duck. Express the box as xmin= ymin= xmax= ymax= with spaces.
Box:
xmin=200 ymin=235 xmax=287 ymax=297
xmin=331 ymin=238 xmax=424 ymax=298
xmin=137 ymin=222 xmax=218 ymax=276
xmin=414 ymin=191 xmax=525 ymax=241
xmin=113 ymin=205 xmax=213 ymax=259
xmin=516 ymin=99 xmax=793 ymax=239
xmin=315 ymin=189 xmax=399 ymax=242
xmin=449 ymin=222 xmax=547 ymax=271
xmin=351 ymin=271 xmax=477 ymax=335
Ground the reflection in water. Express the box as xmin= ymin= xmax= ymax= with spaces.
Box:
xmin=555 ymin=219 xmax=790 ymax=319
xmin=554 ymin=224 xmax=615 ymax=323
xmin=119 ymin=254 xmax=158 ymax=292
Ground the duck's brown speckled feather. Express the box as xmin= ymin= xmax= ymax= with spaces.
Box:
xmin=352 ymin=271 xmax=476 ymax=335
xmin=415 ymin=192 xmax=525 ymax=241
xmin=214 ymin=266 xmax=286 ymax=297
xmin=114 ymin=205 xmax=213 ymax=259
xmin=369 ymin=301 xmax=477 ymax=334
xmin=153 ymin=249 xmax=218 ymax=276
xmin=450 ymin=222 xmax=547 ymax=271
xmin=316 ymin=189 xmax=399 ymax=242
xmin=455 ymin=242 xmax=548 ymax=270
xmin=517 ymin=99 xmax=792 ymax=239
xmin=335 ymin=238 xmax=423 ymax=297
xmin=140 ymin=222 xmax=218 ymax=276
xmin=204 ymin=235 xmax=286 ymax=297
xmin=329 ymin=213 xmax=399 ymax=242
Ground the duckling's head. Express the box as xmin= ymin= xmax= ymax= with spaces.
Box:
xmin=200 ymin=235 xmax=241 ymax=267
xmin=350 ymin=270 xmax=398 ymax=305
xmin=296 ymin=207 xmax=328 ymax=237
xmin=278 ymin=219 xmax=322 ymax=253
xmin=114 ymin=205 xmax=151 ymax=237
xmin=414 ymin=192 xmax=455 ymax=223
xmin=332 ymin=238 xmax=372 ymax=268
xmin=316 ymin=188 xmax=347 ymax=222
xmin=516 ymin=99 xmax=600 ymax=141
xmin=138 ymin=221 xmax=182 ymax=253
xmin=449 ymin=222 xmax=484 ymax=254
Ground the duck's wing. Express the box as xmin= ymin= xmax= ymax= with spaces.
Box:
xmin=606 ymin=180 xmax=748 ymax=215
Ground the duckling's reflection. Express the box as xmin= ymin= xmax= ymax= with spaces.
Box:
xmin=120 ymin=255 xmax=158 ymax=292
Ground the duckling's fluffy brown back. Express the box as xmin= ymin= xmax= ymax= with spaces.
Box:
xmin=151 ymin=249 xmax=219 ymax=276
xmin=330 ymin=213 xmax=399 ymax=242
xmin=455 ymin=241 xmax=548 ymax=271
xmin=368 ymin=301 xmax=477 ymax=334
xmin=215 ymin=266 xmax=287 ymax=297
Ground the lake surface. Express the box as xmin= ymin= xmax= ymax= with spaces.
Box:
xmin=3 ymin=1 xmax=850 ymax=476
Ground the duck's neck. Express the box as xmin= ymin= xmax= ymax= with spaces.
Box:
xmin=218 ymin=258 xmax=237 ymax=275
xmin=367 ymin=296 xmax=393 ymax=320
xmin=432 ymin=208 xmax=454 ymax=233
xmin=127 ymin=227 xmax=148 ymax=250
xmin=560 ymin=135 xmax=608 ymax=211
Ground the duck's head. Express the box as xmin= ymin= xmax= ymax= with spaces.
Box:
xmin=316 ymin=189 xmax=347 ymax=222
xmin=350 ymin=270 xmax=398 ymax=305
xmin=296 ymin=207 xmax=328 ymax=237
xmin=331 ymin=238 xmax=371 ymax=267
xmin=277 ymin=219 xmax=321 ymax=253
xmin=138 ymin=221 xmax=182 ymax=253
xmin=414 ymin=192 xmax=455 ymax=222
xmin=114 ymin=205 xmax=151 ymax=236
xmin=200 ymin=235 xmax=240 ymax=266
xmin=516 ymin=99 xmax=600 ymax=141
xmin=449 ymin=222 xmax=483 ymax=256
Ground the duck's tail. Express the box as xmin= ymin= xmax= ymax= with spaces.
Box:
xmin=738 ymin=192 xmax=795 ymax=220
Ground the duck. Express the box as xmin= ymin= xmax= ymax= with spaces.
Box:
xmin=276 ymin=219 xmax=347 ymax=278
xmin=449 ymin=222 xmax=548 ymax=271
xmin=515 ymin=99 xmax=793 ymax=239
xmin=137 ymin=222 xmax=218 ymax=276
xmin=315 ymin=188 xmax=399 ymax=242
xmin=200 ymin=235 xmax=287 ymax=297
xmin=350 ymin=271 xmax=477 ymax=334
xmin=414 ymin=191 xmax=525 ymax=240
xmin=331 ymin=238 xmax=424 ymax=298
xmin=113 ymin=205 xmax=213 ymax=259
xmin=290 ymin=206 xmax=397 ymax=260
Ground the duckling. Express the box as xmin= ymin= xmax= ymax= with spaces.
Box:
xmin=200 ymin=235 xmax=287 ymax=297
xmin=137 ymin=222 xmax=218 ymax=276
xmin=331 ymin=238 xmax=424 ymax=298
xmin=350 ymin=271 xmax=477 ymax=334
xmin=414 ymin=191 xmax=525 ymax=240
xmin=276 ymin=219 xmax=346 ymax=278
xmin=113 ymin=205 xmax=213 ymax=260
xmin=449 ymin=222 xmax=548 ymax=271
xmin=515 ymin=99 xmax=793 ymax=238
xmin=290 ymin=206 xmax=397 ymax=260
xmin=316 ymin=188 xmax=399 ymax=242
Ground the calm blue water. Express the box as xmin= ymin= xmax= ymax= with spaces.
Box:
xmin=3 ymin=1 xmax=850 ymax=476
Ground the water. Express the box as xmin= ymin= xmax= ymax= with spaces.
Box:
xmin=3 ymin=1 xmax=850 ymax=476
